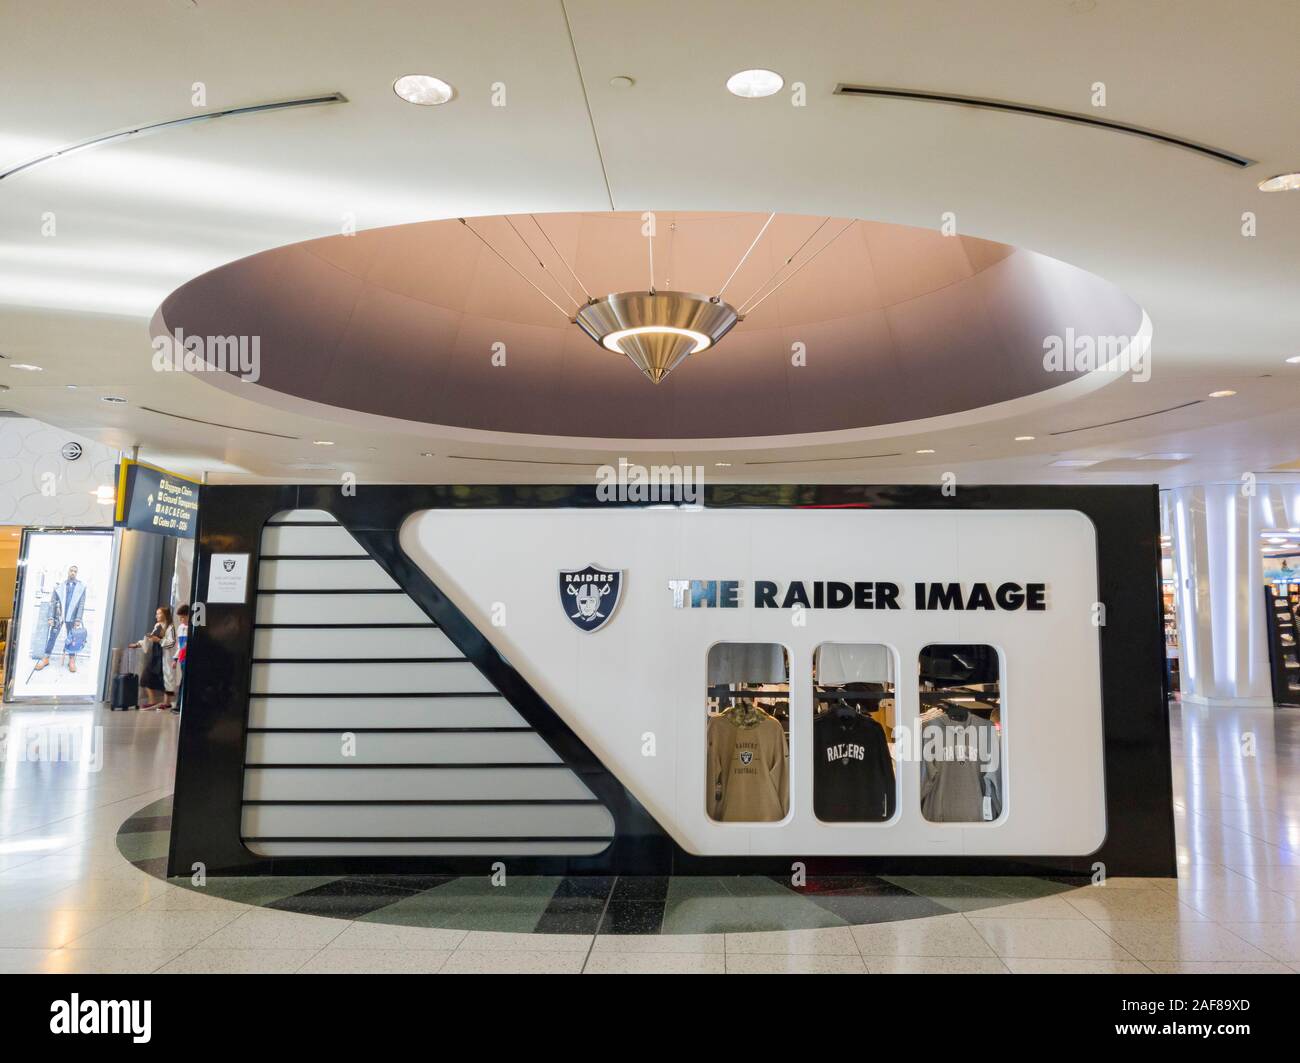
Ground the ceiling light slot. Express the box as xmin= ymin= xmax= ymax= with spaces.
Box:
xmin=139 ymin=406 xmax=300 ymax=439
xmin=0 ymin=93 xmax=348 ymax=183
xmin=1049 ymin=400 xmax=1204 ymax=436
xmin=833 ymin=85 xmax=1254 ymax=168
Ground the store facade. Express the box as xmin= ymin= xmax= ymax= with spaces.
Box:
xmin=169 ymin=482 xmax=1175 ymax=880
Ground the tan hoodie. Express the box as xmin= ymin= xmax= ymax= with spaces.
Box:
xmin=707 ymin=709 xmax=789 ymax=821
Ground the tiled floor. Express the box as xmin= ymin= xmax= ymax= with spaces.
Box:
xmin=2 ymin=700 xmax=1299 ymax=973
xmin=112 ymin=806 xmax=1106 ymax=934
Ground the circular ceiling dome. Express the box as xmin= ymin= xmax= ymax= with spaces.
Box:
xmin=157 ymin=211 xmax=1145 ymax=441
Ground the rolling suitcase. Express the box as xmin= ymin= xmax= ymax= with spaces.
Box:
xmin=111 ymin=672 xmax=139 ymax=710
xmin=111 ymin=646 xmax=139 ymax=710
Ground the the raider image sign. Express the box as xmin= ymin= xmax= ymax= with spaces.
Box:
xmin=559 ymin=564 xmax=623 ymax=633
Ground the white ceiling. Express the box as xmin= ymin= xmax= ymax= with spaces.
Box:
xmin=0 ymin=0 xmax=1297 ymax=487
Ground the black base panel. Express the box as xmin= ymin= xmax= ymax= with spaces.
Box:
xmin=169 ymin=483 xmax=1176 ymax=879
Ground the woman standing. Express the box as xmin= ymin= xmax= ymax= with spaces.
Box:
xmin=159 ymin=613 xmax=179 ymax=712
xmin=131 ymin=606 xmax=173 ymax=710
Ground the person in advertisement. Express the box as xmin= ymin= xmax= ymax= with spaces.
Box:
xmin=33 ymin=564 xmax=87 ymax=674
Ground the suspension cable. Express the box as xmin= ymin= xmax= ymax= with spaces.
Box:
xmin=647 ymin=214 xmax=656 ymax=293
xmin=530 ymin=214 xmax=593 ymax=302
xmin=738 ymin=219 xmax=856 ymax=316
xmin=716 ymin=212 xmax=775 ymax=301
xmin=459 ymin=218 xmax=573 ymax=318
xmin=736 ymin=216 xmax=831 ymax=313
xmin=503 ymin=216 xmax=582 ymax=309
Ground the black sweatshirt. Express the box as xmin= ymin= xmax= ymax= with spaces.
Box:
xmin=813 ymin=711 xmax=896 ymax=822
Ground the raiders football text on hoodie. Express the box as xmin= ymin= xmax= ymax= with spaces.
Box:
xmin=707 ymin=709 xmax=789 ymax=821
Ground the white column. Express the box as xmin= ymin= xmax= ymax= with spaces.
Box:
xmin=1166 ymin=481 xmax=1295 ymax=706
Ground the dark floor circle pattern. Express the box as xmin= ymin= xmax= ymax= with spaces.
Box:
xmin=119 ymin=796 xmax=1093 ymax=935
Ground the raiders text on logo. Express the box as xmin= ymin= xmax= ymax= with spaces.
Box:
xmin=559 ymin=564 xmax=623 ymax=633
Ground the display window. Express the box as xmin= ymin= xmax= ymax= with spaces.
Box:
xmin=918 ymin=644 xmax=1003 ymax=823
xmin=705 ymin=642 xmax=789 ymax=822
xmin=812 ymin=643 xmax=897 ymax=822
xmin=5 ymin=529 xmax=116 ymax=702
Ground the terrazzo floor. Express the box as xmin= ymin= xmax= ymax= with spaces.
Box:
xmin=2 ymin=701 xmax=1299 ymax=973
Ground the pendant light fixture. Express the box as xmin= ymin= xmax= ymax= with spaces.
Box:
xmin=575 ymin=291 xmax=739 ymax=383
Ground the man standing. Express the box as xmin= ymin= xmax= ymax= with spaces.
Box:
xmin=35 ymin=564 xmax=86 ymax=673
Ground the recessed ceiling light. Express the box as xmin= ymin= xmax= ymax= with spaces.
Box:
xmin=393 ymin=74 xmax=455 ymax=106
xmin=609 ymin=75 xmax=635 ymax=89
xmin=419 ymin=452 xmax=435 ymax=457
xmin=726 ymin=69 xmax=784 ymax=98
xmin=9 ymin=363 xmax=42 ymax=371
xmin=1258 ymin=172 xmax=1300 ymax=192
xmin=65 ymin=384 xmax=77 ymax=389
xmin=1208 ymin=389 xmax=1236 ymax=398
xmin=1050 ymin=459 xmax=1101 ymax=467
xmin=714 ymin=461 xmax=732 ymax=467
xmin=915 ymin=449 xmax=935 ymax=455
xmin=1137 ymin=453 xmax=1192 ymax=461
xmin=1287 ymin=356 xmax=1300 ymax=364
xmin=1014 ymin=435 xmax=1035 ymax=441
xmin=100 ymin=395 xmax=127 ymax=403
xmin=312 ymin=440 xmax=335 ymax=446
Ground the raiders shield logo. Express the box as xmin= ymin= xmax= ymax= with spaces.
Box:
xmin=559 ymin=564 xmax=623 ymax=633
xmin=739 ymin=750 xmax=754 ymax=766
xmin=223 ymin=559 xmax=236 ymax=572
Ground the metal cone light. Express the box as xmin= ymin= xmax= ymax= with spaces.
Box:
xmin=575 ymin=291 xmax=740 ymax=383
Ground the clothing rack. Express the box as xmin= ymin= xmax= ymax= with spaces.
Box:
xmin=813 ymin=689 xmax=893 ymax=703
xmin=920 ymin=685 xmax=1000 ymax=704
xmin=706 ymin=684 xmax=788 ymax=708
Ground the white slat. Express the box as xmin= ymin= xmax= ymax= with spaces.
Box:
xmin=248 ymin=695 xmax=523 ymax=729
xmin=252 ymin=626 xmax=460 ymax=660
xmin=241 ymin=803 xmax=614 ymax=838
xmin=251 ymin=661 xmax=494 ymax=694
xmin=261 ymin=525 xmax=367 ymax=556
xmin=244 ymin=731 xmax=562 ymax=765
xmin=259 ymin=559 xmax=397 ymax=591
xmin=243 ymin=766 xmax=595 ymax=802
xmin=255 ymin=593 xmax=429 ymax=625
